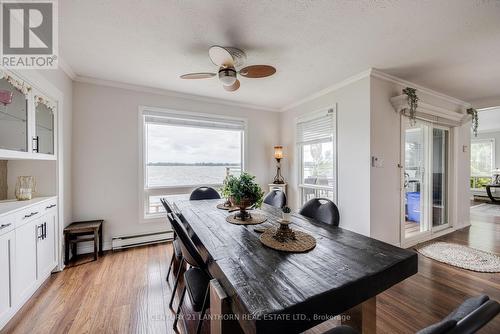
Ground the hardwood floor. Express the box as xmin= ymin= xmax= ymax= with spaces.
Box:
xmin=2 ymin=213 xmax=499 ymax=334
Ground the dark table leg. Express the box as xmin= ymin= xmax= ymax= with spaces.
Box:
xmin=64 ymin=232 xmax=69 ymax=265
xmin=71 ymin=235 xmax=77 ymax=261
xmin=486 ymin=186 xmax=497 ymax=203
xmin=94 ymin=229 xmax=98 ymax=261
xmin=99 ymin=224 xmax=103 ymax=256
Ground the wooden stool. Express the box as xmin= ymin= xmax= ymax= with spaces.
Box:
xmin=64 ymin=220 xmax=103 ymax=265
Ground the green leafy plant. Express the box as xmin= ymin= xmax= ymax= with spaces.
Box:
xmin=282 ymin=206 xmax=291 ymax=213
xmin=402 ymin=87 xmax=419 ymax=126
xmin=221 ymin=172 xmax=264 ymax=208
xmin=467 ymin=107 xmax=479 ymax=137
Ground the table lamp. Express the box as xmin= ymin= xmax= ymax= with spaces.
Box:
xmin=273 ymin=145 xmax=285 ymax=184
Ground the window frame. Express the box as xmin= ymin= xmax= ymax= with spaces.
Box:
xmin=296 ymin=106 xmax=337 ymax=207
xmin=470 ymin=138 xmax=495 ymax=191
xmin=138 ymin=106 xmax=248 ymax=222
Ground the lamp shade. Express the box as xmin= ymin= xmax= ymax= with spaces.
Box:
xmin=274 ymin=146 xmax=283 ymax=159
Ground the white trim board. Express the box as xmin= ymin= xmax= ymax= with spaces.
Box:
xmin=71 ymin=68 xmax=471 ymax=114
xmin=280 ymin=68 xmax=471 ymax=112
xmin=74 ymin=75 xmax=279 ymax=113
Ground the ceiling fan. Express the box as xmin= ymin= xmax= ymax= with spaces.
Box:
xmin=180 ymin=46 xmax=276 ymax=92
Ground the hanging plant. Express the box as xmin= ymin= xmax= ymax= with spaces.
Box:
xmin=467 ymin=107 xmax=479 ymax=137
xmin=402 ymin=87 xmax=419 ymax=126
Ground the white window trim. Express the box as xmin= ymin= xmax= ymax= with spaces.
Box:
xmin=138 ymin=105 xmax=248 ymax=223
xmin=295 ymin=105 xmax=338 ymax=208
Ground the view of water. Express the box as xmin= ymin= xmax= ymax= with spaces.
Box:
xmin=147 ymin=165 xmax=241 ymax=187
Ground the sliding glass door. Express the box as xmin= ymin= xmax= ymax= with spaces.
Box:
xmin=432 ymin=127 xmax=449 ymax=231
xmin=402 ymin=118 xmax=450 ymax=243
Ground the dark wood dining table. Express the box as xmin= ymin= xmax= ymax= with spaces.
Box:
xmin=165 ymin=195 xmax=418 ymax=334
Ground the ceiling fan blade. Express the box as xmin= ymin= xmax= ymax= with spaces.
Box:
xmin=180 ymin=72 xmax=216 ymax=79
xmin=239 ymin=65 xmax=276 ymax=78
xmin=223 ymin=79 xmax=240 ymax=92
xmin=209 ymin=46 xmax=234 ymax=67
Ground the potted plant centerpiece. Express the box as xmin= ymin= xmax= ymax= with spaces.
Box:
xmin=221 ymin=172 xmax=264 ymax=221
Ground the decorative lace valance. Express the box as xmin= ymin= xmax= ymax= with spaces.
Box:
xmin=35 ymin=94 xmax=56 ymax=111
xmin=0 ymin=70 xmax=31 ymax=95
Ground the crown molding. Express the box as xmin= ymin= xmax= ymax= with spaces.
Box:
xmin=280 ymin=68 xmax=472 ymax=112
xmin=280 ymin=69 xmax=373 ymax=111
xmin=57 ymin=56 xmax=76 ymax=80
xmin=370 ymin=68 xmax=471 ymax=108
xmin=73 ymin=75 xmax=280 ymax=112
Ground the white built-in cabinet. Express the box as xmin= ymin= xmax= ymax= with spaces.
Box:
xmin=0 ymin=197 xmax=58 ymax=329
xmin=0 ymin=70 xmax=56 ymax=160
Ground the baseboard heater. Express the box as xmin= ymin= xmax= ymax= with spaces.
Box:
xmin=112 ymin=230 xmax=173 ymax=250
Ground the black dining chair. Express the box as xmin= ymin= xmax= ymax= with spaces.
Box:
xmin=299 ymin=198 xmax=340 ymax=226
xmin=323 ymin=295 xmax=500 ymax=334
xmin=169 ymin=212 xmax=211 ymax=334
xmin=189 ymin=186 xmax=221 ymax=200
xmin=160 ymin=198 xmax=182 ymax=283
xmin=263 ymin=189 xmax=287 ymax=208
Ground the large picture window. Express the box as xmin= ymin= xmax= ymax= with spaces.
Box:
xmin=297 ymin=108 xmax=336 ymax=206
xmin=141 ymin=108 xmax=245 ymax=217
xmin=470 ymin=139 xmax=494 ymax=190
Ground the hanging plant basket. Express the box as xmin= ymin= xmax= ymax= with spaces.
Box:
xmin=467 ymin=108 xmax=479 ymax=137
xmin=402 ymin=87 xmax=419 ymax=126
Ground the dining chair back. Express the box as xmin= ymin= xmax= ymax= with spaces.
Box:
xmin=169 ymin=214 xmax=205 ymax=268
xmin=169 ymin=212 xmax=212 ymax=334
xmin=417 ymin=294 xmax=500 ymax=334
xmin=263 ymin=189 xmax=287 ymax=208
xmin=299 ymin=198 xmax=340 ymax=226
xmin=160 ymin=198 xmax=182 ymax=283
xmin=189 ymin=186 xmax=221 ymax=200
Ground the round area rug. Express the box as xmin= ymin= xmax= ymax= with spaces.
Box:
xmin=415 ymin=242 xmax=500 ymax=272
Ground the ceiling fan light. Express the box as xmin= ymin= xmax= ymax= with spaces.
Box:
xmin=219 ymin=68 xmax=237 ymax=86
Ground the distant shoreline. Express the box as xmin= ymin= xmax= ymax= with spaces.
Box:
xmin=147 ymin=163 xmax=240 ymax=167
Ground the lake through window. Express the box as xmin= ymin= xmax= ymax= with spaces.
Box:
xmin=297 ymin=108 xmax=336 ymax=205
xmin=142 ymin=109 xmax=245 ymax=217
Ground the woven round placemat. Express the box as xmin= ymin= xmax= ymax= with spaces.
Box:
xmin=226 ymin=212 xmax=267 ymax=225
xmin=260 ymin=228 xmax=316 ymax=253
xmin=216 ymin=203 xmax=237 ymax=210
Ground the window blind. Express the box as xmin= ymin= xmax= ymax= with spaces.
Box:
xmin=143 ymin=110 xmax=245 ymax=131
xmin=296 ymin=108 xmax=335 ymax=144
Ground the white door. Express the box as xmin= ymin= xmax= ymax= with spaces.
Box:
xmin=37 ymin=210 xmax=57 ymax=277
xmin=0 ymin=231 xmax=14 ymax=322
xmin=401 ymin=118 xmax=450 ymax=244
xmin=13 ymin=219 xmax=38 ymax=304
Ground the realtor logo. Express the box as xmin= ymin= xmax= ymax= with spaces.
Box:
xmin=0 ymin=0 xmax=58 ymax=68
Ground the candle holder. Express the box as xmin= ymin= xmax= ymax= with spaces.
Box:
xmin=273 ymin=145 xmax=285 ymax=184
xmin=273 ymin=219 xmax=296 ymax=242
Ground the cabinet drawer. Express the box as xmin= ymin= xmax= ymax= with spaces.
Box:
xmin=41 ymin=200 xmax=57 ymax=213
xmin=14 ymin=208 xmax=42 ymax=229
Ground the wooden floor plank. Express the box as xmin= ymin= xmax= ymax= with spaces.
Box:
xmin=2 ymin=210 xmax=499 ymax=334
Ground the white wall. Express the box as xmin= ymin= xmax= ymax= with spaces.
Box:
xmin=280 ymin=76 xmax=372 ymax=236
xmin=280 ymin=71 xmax=471 ymax=245
xmin=72 ymin=81 xmax=280 ymax=247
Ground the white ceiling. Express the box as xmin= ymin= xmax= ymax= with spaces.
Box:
xmin=59 ymin=0 xmax=500 ymax=110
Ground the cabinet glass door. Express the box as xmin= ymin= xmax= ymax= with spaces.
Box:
xmin=0 ymin=78 xmax=28 ymax=152
xmin=34 ymin=101 xmax=54 ymax=155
